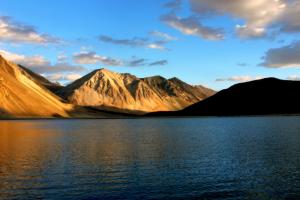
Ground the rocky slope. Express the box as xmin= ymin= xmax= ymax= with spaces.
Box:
xmin=58 ymin=69 xmax=215 ymax=113
xmin=0 ymin=55 xmax=73 ymax=117
xmin=18 ymin=65 xmax=64 ymax=93
xmin=148 ymin=78 xmax=300 ymax=116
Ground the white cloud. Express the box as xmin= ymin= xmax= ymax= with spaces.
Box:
xmin=73 ymin=51 xmax=123 ymax=66
xmin=287 ymin=75 xmax=300 ymax=81
xmin=189 ymin=0 xmax=286 ymax=38
xmin=65 ymin=73 xmax=81 ymax=81
xmin=161 ymin=0 xmax=300 ymax=39
xmin=161 ymin=14 xmax=224 ymax=40
xmin=278 ymin=1 xmax=300 ymax=33
xmin=46 ymin=73 xmax=82 ymax=82
xmin=235 ymin=25 xmax=267 ymax=39
xmin=0 ymin=49 xmax=50 ymax=66
xmin=0 ymin=16 xmax=60 ymax=44
xmin=57 ymin=53 xmax=67 ymax=63
xmin=149 ymin=31 xmax=177 ymax=41
xmin=216 ymin=75 xmax=265 ymax=82
xmin=260 ymin=41 xmax=300 ymax=68
xmin=0 ymin=49 xmax=85 ymax=74
xmin=73 ymin=51 xmax=168 ymax=67
xmin=98 ymin=35 xmax=169 ymax=50
xmin=147 ymin=43 xmax=167 ymax=50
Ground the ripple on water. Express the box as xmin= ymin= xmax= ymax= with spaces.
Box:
xmin=0 ymin=117 xmax=300 ymax=199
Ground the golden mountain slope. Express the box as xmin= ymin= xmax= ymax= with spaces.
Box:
xmin=0 ymin=55 xmax=72 ymax=117
xmin=58 ymin=69 xmax=215 ymax=113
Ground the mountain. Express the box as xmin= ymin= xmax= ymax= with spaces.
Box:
xmin=0 ymin=55 xmax=122 ymax=118
xmin=18 ymin=65 xmax=64 ymax=93
xmin=148 ymin=78 xmax=300 ymax=116
xmin=58 ymin=68 xmax=215 ymax=113
xmin=0 ymin=55 xmax=73 ymax=117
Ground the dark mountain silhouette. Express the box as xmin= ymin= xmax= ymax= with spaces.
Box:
xmin=147 ymin=78 xmax=300 ymax=116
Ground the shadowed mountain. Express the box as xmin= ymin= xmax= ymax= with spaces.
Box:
xmin=18 ymin=65 xmax=63 ymax=93
xmin=57 ymin=68 xmax=215 ymax=113
xmin=147 ymin=78 xmax=300 ymax=116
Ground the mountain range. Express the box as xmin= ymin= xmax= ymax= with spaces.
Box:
xmin=0 ymin=55 xmax=214 ymax=117
xmin=2 ymin=54 xmax=300 ymax=118
xmin=57 ymin=68 xmax=215 ymax=114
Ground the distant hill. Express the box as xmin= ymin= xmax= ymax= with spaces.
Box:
xmin=57 ymin=68 xmax=215 ymax=113
xmin=147 ymin=78 xmax=300 ymax=116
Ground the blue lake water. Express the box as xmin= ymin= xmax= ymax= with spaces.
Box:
xmin=0 ymin=117 xmax=300 ymax=199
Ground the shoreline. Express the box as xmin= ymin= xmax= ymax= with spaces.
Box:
xmin=1 ymin=114 xmax=300 ymax=120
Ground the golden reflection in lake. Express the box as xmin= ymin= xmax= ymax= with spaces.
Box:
xmin=0 ymin=121 xmax=61 ymax=173
xmin=1 ymin=118 xmax=300 ymax=199
xmin=0 ymin=120 xmax=188 ymax=194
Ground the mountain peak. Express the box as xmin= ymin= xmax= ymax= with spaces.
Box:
xmin=98 ymin=68 xmax=110 ymax=72
xmin=169 ymin=77 xmax=180 ymax=81
xmin=168 ymin=77 xmax=185 ymax=84
xmin=142 ymin=75 xmax=167 ymax=83
xmin=147 ymin=75 xmax=166 ymax=80
xmin=92 ymin=68 xmax=113 ymax=75
xmin=58 ymin=68 xmax=215 ymax=113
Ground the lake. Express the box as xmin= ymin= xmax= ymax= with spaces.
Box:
xmin=0 ymin=117 xmax=300 ymax=199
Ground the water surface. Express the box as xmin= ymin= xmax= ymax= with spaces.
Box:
xmin=0 ymin=117 xmax=300 ymax=199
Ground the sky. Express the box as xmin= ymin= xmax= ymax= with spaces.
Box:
xmin=1 ymin=0 xmax=300 ymax=90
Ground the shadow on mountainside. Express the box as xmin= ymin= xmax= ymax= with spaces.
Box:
xmin=66 ymin=106 xmax=138 ymax=118
xmin=146 ymin=78 xmax=300 ymax=117
xmin=0 ymin=108 xmax=13 ymax=119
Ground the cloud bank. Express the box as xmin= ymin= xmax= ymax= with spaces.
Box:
xmin=163 ymin=0 xmax=300 ymax=40
xmin=0 ymin=16 xmax=60 ymax=44
xmin=0 ymin=50 xmax=85 ymax=74
xmin=260 ymin=41 xmax=300 ymax=68
xmin=73 ymin=51 xmax=167 ymax=67
xmin=216 ymin=75 xmax=265 ymax=83
xmin=98 ymin=35 xmax=168 ymax=50
xmin=46 ymin=73 xmax=82 ymax=83
xmin=161 ymin=14 xmax=224 ymax=40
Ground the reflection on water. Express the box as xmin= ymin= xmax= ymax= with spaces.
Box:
xmin=0 ymin=117 xmax=300 ymax=199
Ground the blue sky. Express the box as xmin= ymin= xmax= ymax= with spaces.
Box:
xmin=1 ymin=0 xmax=300 ymax=90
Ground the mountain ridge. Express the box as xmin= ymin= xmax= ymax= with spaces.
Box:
xmin=58 ymin=68 xmax=215 ymax=113
xmin=2 ymin=52 xmax=300 ymax=118
xmin=0 ymin=55 xmax=128 ymax=118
